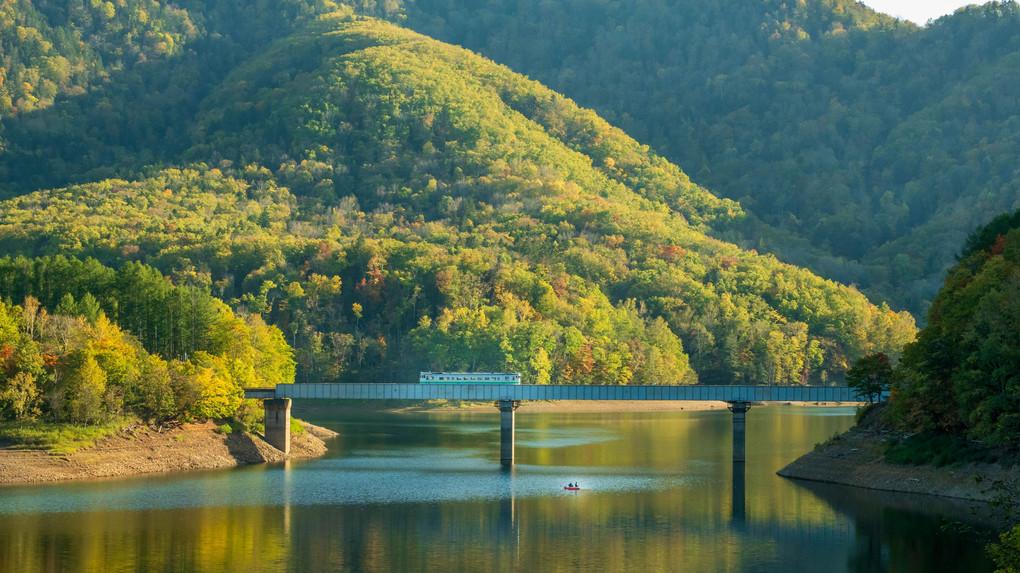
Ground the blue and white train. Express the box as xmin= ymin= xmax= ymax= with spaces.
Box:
xmin=419 ymin=372 xmax=521 ymax=384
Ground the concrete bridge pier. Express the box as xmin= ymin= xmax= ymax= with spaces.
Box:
xmin=727 ymin=401 xmax=751 ymax=463
xmin=264 ymin=398 xmax=292 ymax=454
xmin=496 ymin=399 xmax=520 ymax=465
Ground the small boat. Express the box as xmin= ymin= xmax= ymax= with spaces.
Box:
xmin=564 ymin=486 xmax=580 ymax=490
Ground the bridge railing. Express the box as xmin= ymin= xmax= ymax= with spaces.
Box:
xmin=245 ymin=384 xmax=870 ymax=403
xmin=243 ymin=388 xmax=278 ymax=400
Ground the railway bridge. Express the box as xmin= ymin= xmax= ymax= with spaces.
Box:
xmin=245 ymin=383 xmax=870 ymax=465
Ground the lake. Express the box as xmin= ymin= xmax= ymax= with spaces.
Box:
xmin=0 ymin=406 xmax=995 ymax=572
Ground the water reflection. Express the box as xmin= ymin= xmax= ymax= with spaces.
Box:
xmin=0 ymin=407 xmax=998 ymax=572
xmin=498 ymin=465 xmax=520 ymax=565
xmin=732 ymin=461 xmax=746 ymax=525
xmin=793 ymin=481 xmax=995 ymax=572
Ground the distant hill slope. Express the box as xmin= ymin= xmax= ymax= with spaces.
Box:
xmin=0 ymin=13 xmax=914 ymax=385
xmin=391 ymin=0 xmax=1020 ymax=318
xmin=0 ymin=0 xmax=199 ymax=117
xmin=0 ymin=0 xmax=343 ymax=195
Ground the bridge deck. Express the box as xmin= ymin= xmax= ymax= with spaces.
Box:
xmin=251 ymin=384 xmax=867 ymax=402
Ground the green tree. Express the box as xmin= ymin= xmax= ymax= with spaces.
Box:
xmin=0 ymin=372 xmax=41 ymax=421
xmin=125 ymin=353 xmax=175 ymax=424
xmin=846 ymin=352 xmax=892 ymax=402
xmin=58 ymin=349 xmax=108 ymax=425
xmin=990 ymin=525 xmax=1020 ymax=573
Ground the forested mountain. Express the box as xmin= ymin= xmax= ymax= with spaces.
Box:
xmin=6 ymin=0 xmax=1020 ymax=321
xmin=0 ymin=0 xmax=347 ymax=194
xmin=0 ymin=8 xmax=915 ymax=394
xmin=390 ymin=0 xmax=1020 ymax=318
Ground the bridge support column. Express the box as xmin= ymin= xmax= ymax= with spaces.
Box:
xmin=264 ymin=398 xmax=292 ymax=454
xmin=727 ymin=401 xmax=751 ymax=463
xmin=496 ymin=400 xmax=520 ymax=466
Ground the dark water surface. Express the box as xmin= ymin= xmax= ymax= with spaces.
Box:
xmin=0 ymin=406 xmax=994 ymax=572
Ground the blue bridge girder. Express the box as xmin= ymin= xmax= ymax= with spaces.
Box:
xmin=244 ymin=383 xmax=869 ymax=403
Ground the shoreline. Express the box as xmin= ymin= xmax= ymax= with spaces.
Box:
xmin=778 ymin=423 xmax=1016 ymax=502
xmin=0 ymin=401 xmax=865 ymax=487
xmin=0 ymin=420 xmax=338 ymax=487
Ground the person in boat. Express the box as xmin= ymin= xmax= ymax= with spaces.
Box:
xmin=568 ymin=483 xmax=573 ymax=488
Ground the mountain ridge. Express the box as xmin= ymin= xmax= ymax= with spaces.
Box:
xmin=0 ymin=10 xmax=915 ymax=385
xmin=390 ymin=0 xmax=1020 ymax=318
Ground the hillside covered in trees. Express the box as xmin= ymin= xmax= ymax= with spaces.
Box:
xmin=0 ymin=256 xmax=293 ymax=428
xmin=0 ymin=6 xmax=916 ymax=413
xmin=891 ymin=209 xmax=1020 ymax=447
xmin=391 ymin=0 xmax=1020 ymax=318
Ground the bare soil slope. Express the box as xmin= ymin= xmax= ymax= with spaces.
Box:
xmin=0 ymin=421 xmax=337 ymax=486
xmin=778 ymin=409 xmax=1017 ymax=501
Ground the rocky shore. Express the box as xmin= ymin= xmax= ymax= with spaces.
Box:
xmin=778 ymin=416 xmax=1017 ymax=502
xmin=0 ymin=420 xmax=338 ymax=486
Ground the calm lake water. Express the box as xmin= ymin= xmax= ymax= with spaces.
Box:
xmin=0 ymin=406 xmax=995 ymax=572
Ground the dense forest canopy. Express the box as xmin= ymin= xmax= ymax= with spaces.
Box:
xmin=0 ymin=0 xmax=349 ymax=194
xmin=0 ymin=9 xmax=916 ymax=394
xmin=4 ymin=0 xmax=1019 ymax=321
xmin=0 ymin=256 xmax=293 ymax=425
xmin=891 ymin=209 xmax=1020 ymax=446
xmin=388 ymin=0 xmax=1020 ymax=319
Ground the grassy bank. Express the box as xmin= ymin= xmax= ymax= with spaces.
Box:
xmin=0 ymin=418 xmax=130 ymax=454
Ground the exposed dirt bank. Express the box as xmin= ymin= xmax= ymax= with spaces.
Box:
xmin=778 ymin=416 xmax=1016 ymax=502
xmin=0 ymin=420 xmax=338 ymax=487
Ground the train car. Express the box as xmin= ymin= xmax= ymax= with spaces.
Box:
xmin=419 ymin=372 xmax=521 ymax=384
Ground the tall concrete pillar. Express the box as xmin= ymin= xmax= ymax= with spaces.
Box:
xmin=497 ymin=399 xmax=519 ymax=466
xmin=727 ymin=401 xmax=751 ymax=463
xmin=264 ymin=398 xmax=292 ymax=454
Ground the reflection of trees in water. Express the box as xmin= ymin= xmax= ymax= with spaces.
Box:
xmin=794 ymin=480 xmax=995 ymax=572
xmin=0 ymin=410 xmax=999 ymax=571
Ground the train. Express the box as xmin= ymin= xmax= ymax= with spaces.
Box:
xmin=419 ymin=372 xmax=521 ymax=384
